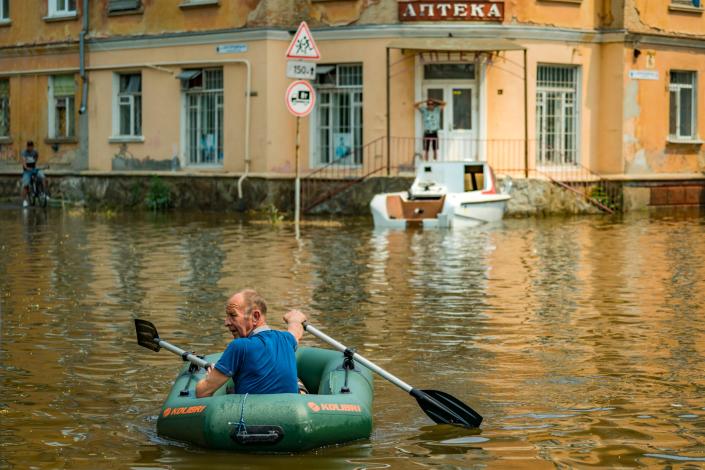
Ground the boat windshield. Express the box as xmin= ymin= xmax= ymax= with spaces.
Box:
xmin=464 ymin=165 xmax=485 ymax=191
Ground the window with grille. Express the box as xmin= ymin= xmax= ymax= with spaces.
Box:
xmin=0 ymin=79 xmax=9 ymax=138
xmin=1 ymin=0 xmax=9 ymax=20
xmin=536 ymin=65 xmax=579 ymax=166
xmin=116 ymin=73 xmax=142 ymax=137
xmin=313 ymin=64 xmax=363 ymax=166
xmin=669 ymin=71 xmax=697 ymax=140
xmin=49 ymin=75 xmax=75 ymax=138
xmin=183 ymin=69 xmax=223 ymax=165
xmin=48 ymin=0 xmax=76 ymax=16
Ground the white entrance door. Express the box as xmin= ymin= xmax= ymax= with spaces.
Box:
xmin=422 ymin=85 xmax=478 ymax=161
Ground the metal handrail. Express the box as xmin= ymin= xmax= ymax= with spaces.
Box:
xmin=301 ymin=137 xmax=622 ymax=214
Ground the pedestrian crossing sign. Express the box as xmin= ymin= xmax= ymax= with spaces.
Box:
xmin=285 ymin=21 xmax=321 ymax=61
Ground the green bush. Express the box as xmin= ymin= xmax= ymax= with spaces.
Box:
xmin=589 ymin=185 xmax=620 ymax=211
xmin=145 ymin=176 xmax=171 ymax=211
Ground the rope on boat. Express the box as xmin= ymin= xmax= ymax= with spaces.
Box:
xmin=236 ymin=393 xmax=249 ymax=436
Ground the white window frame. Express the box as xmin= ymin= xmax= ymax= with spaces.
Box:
xmin=181 ymin=68 xmax=224 ymax=167
xmin=112 ymin=72 xmax=143 ymax=140
xmin=48 ymin=0 xmax=77 ymax=18
xmin=669 ymin=70 xmax=698 ymax=142
xmin=535 ymin=64 xmax=581 ymax=167
xmin=311 ymin=63 xmax=363 ymax=168
xmin=48 ymin=76 xmax=75 ymax=139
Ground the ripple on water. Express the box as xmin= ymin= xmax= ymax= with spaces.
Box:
xmin=2 ymin=209 xmax=705 ymax=468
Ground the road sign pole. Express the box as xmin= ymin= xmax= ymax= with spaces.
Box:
xmin=294 ymin=116 xmax=301 ymax=239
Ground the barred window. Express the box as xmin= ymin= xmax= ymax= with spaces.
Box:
xmin=536 ymin=65 xmax=580 ymax=166
xmin=669 ymin=71 xmax=697 ymax=140
xmin=117 ymin=73 xmax=142 ymax=136
xmin=316 ymin=64 xmax=363 ymax=88
xmin=183 ymin=68 xmax=223 ymax=165
xmin=314 ymin=64 xmax=363 ymax=166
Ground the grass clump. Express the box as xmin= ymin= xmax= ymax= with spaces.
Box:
xmin=145 ymin=176 xmax=172 ymax=211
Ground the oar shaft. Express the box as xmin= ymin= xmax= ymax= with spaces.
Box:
xmin=158 ymin=338 xmax=211 ymax=369
xmin=304 ymin=324 xmax=413 ymax=393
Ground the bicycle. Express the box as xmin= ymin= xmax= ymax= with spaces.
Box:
xmin=27 ymin=167 xmax=48 ymax=208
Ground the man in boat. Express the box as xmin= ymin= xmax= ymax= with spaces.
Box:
xmin=195 ymin=288 xmax=307 ymax=397
xmin=415 ymin=98 xmax=446 ymax=161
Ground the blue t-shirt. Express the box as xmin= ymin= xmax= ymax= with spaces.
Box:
xmin=214 ymin=329 xmax=298 ymax=394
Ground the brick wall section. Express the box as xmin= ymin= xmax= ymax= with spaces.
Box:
xmin=650 ymin=185 xmax=705 ymax=206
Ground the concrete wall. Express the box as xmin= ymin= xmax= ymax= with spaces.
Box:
xmin=0 ymin=173 xmax=607 ymax=215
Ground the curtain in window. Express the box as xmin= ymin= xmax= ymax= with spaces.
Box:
xmin=120 ymin=74 xmax=141 ymax=93
xmin=108 ymin=0 xmax=140 ymax=12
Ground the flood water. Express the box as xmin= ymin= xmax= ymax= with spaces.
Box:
xmin=2 ymin=207 xmax=705 ymax=469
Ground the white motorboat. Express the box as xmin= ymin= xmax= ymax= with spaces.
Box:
xmin=370 ymin=160 xmax=511 ymax=228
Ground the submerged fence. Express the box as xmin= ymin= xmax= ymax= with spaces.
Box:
xmin=301 ymin=137 xmax=622 ymax=213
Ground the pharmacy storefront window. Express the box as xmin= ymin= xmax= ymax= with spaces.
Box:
xmin=536 ymin=64 xmax=580 ymax=166
xmin=313 ymin=64 xmax=363 ymax=166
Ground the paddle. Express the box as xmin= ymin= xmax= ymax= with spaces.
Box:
xmin=303 ymin=323 xmax=483 ymax=428
xmin=134 ymin=318 xmax=212 ymax=369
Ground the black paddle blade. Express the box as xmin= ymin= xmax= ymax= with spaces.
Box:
xmin=134 ymin=319 xmax=161 ymax=352
xmin=410 ymin=388 xmax=483 ymax=428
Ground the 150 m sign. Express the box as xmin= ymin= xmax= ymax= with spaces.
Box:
xmin=399 ymin=1 xmax=504 ymax=21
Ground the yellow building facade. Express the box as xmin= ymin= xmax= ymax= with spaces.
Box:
xmin=1 ymin=0 xmax=704 ymax=207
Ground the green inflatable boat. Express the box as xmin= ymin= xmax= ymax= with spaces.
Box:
xmin=156 ymin=346 xmax=374 ymax=452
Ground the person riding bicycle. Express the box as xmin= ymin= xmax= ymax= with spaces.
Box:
xmin=21 ymin=141 xmax=46 ymax=208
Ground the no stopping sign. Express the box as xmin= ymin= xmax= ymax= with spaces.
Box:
xmin=285 ymin=80 xmax=316 ymax=117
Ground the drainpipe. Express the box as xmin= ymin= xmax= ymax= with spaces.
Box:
xmin=523 ymin=48 xmax=528 ymax=179
xmin=79 ymin=0 xmax=88 ymax=114
xmin=237 ymin=62 xmax=252 ymax=200
xmin=77 ymin=0 xmax=89 ymax=170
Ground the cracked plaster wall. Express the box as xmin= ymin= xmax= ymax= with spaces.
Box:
xmin=626 ymin=0 xmax=705 ymax=38
xmin=623 ymin=46 xmax=705 ymax=175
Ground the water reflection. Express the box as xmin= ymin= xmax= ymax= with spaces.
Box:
xmin=1 ymin=208 xmax=705 ymax=468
